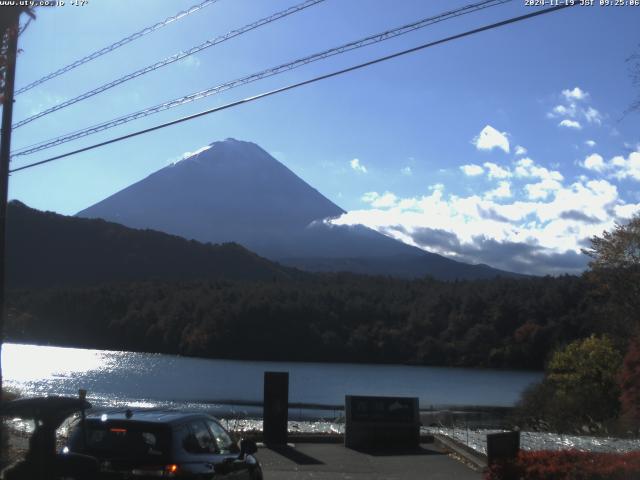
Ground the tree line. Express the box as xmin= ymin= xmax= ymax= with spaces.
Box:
xmin=5 ymin=272 xmax=612 ymax=370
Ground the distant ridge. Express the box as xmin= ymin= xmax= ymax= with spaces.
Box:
xmin=77 ymin=138 xmax=520 ymax=280
xmin=7 ymin=200 xmax=299 ymax=289
xmin=279 ymin=255 xmax=518 ymax=281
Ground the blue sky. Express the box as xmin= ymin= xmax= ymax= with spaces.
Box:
xmin=6 ymin=0 xmax=640 ymax=275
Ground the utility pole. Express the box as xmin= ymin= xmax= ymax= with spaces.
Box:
xmin=0 ymin=9 xmax=21 ymax=404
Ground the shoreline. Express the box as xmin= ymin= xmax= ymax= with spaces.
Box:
xmin=3 ymin=408 xmax=640 ymax=472
xmin=1 ymin=341 xmax=545 ymax=374
xmin=4 ymin=420 xmax=640 ymax=469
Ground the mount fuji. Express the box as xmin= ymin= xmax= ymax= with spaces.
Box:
xmin=77 ymin=138 xmax=516 ymax=280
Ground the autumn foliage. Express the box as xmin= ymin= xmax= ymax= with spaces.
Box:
xmin=515 ymin=335 xmax=623 ymax=433
xmin=485 ymin=450 xmax=640 ymax=480
xmin=620 ymin=336 xmax=640 ymax=430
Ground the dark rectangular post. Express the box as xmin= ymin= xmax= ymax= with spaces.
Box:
xmin=263 ymin=371 xmax=288 ymax=445
xmin=78 ymin=389 xmax=87 ymax=449
xmin=0 ymin=8 xmax=21 ymax=407
xmin=486 ymin=431 xmax=520 ymax=466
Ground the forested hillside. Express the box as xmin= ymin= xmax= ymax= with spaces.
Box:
xmin=6 ymin=200 xmax=300 ymax=288
xmin=6 ymin=273 xmax=611 ymax=370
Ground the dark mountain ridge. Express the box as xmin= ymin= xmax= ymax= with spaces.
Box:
xmin=6 ymin=200 xmax=299 ymax=289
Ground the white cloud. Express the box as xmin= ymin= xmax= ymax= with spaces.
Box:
xmin=559 ymin=119 xmax=582 ymax=129
xmin=577 ymin=150 xmax=640 ymax=181
xmin=548 ymin=88 xmax=603 ymax=129
xmin=362 ymin=191 xmax=397 ymax=208
xmin=550 ymin=104 xmax=576 ymax=118
xmin=473 ymin=125 xmax=510 ymax=153
xmin=374 ymin=192 xmax=398 ymax=208
xmin=514 ymin=158 xmax=532 ymax=177
xmin=611 ymin=150 xmax=640 ymax=181
xmin=614 ymin=203 xmax=640 ymax=219
xmin=562 ymin=87 xmax=589 ymax=101
xmin=483 ymin=162 xmax=511 ymax=179
xmin=514 ymin=158 xmax=563 ymax=182
xmin=524 ymin=178 xmax=563 ymax=200
xmin=350 ymin=158 xmax=367 ymax=173
xmin=484 ymin=181 xmax=512 ymax=200
xmin=460 ymin=164 xmax=484 ymax=176
xmin=585 ymin=140 xmax=596 ymax=147
xmin=361 ymin=192 xmax=379 ymax=203
xmin=330 ymin=173 xmax=632 ymax=275
xmin=515 ymin=145 xmax=527 ymax=156
xmin=584 ymin=107 xmax=602 ymax=125
xmin=401 ymin=166 xmax=412 ymax=176
xmin=582 ymin=153 xmax=606 ymax=172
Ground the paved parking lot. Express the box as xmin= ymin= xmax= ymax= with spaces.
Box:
xmin=256 ymin=443 xmax=481 ymax=479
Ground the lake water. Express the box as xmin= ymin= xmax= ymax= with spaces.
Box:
xmin=5 ymin=343 xmax=638 ymax=454
xmin=2 ymin=342 xmax=541 ymax=419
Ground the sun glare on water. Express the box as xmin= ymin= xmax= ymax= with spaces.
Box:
xmin=1 ymin=343 xmax=114 ymax=383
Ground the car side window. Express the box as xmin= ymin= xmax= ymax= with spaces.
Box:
xmin=206 ymin=420 xmax=234 ymax=453
xmin=175 ymin=425 xmax=191 ymax=454
xmin=182 ymin=421 xmax=217 ymax=454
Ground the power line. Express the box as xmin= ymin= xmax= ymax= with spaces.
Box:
xmin=13 ymin=0 xmax=326 ymax=130
xmin=15 ymin=0 xmax=222 ymax=95
xmin=9 ymin=3 xmax=575 ymax=174
xmin=12 ymin=0 xmax=510 ymax=157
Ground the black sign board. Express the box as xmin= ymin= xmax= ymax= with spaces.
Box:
xmin=486 ymin=431 xmax=520 ymax=465
xmin=345 ymin=395 xmax=419 ymax=450
xmin=348 ymin=396 xmax=417 ymax=423
xmin=263 ymin=372 xmax=289 ymax=445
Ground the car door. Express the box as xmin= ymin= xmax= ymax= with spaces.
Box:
xmin=175 ymin=420 xmax=231 ymax=479
xmin=205 ymin=419 xmax=254 ymax=480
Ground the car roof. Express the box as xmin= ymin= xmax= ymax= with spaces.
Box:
xmin=1 ymin=396 xmax=91 ymax=419
xmin=84 ymin=409 xmax=219 ymax=426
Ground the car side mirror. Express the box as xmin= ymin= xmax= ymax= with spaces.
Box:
xmin=239 ymin=438 xmax=257 ymax=456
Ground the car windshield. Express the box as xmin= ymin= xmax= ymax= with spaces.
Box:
xmin=69 ymin=421 xmax=170 ymax=461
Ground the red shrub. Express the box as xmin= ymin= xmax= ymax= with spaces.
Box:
xmin=484 ymin=450 xmax=640 ymax=480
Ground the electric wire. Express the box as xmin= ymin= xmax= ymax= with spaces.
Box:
xmin=9 ymin=3 xmax=575 ymax=174
xmin=13 ymin=0 xmax=326 ymax=130
xmin=18 ymin=16 xmax=33 ymax=37
xmin=12 ymin=0 xmax=510 ymax=157
xmin=15 ymin=0 xmax=222 ymax=95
